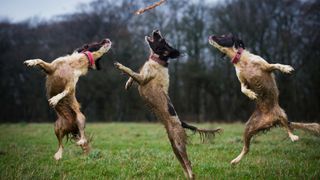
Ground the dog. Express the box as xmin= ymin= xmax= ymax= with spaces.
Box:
xmin=24 ymin=38 xmax=112 ymax=160
xmin=208 ymin=33 xmax=320 ymax=165
xmin=114 ymin=30 xmax=221 ymax=179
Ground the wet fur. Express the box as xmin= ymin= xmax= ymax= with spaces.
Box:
xmin=115 ymin=30 xmax=221 ymax=179
xmin=115 ymin=59 xmax=196 ymax=178
xmin=24 ymin=40 xmax=111 ymax=160
xmin=209 ymin=35 xmax=320 ymax=165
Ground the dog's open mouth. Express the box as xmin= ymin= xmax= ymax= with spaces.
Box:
xmin=101 ymin=38 xmax=112 ymax=45
xmin=209 ymin=35 xmax=219 ymax=46
xmin=146 ymin=30 xmax=162 ymax=43
xmin=146 ymin=36 xmax=154 ymax=43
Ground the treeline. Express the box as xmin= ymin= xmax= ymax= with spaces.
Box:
xmin=0 ymin=0 xmax=319 ymax=122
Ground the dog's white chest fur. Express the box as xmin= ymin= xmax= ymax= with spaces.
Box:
xmin=74 ymin=69 xmax=86 ymax=77
xmin=235 ymin=67 xmax=241 ymax=79
xmin=145 ymin=60 xmax=169 ymax=92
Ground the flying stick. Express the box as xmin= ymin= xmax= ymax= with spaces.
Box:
xmin=135 ymin=0 xmax=167 ymax=15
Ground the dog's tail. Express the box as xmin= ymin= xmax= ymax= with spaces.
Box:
xmin=181 ymin=121 xmax=222 ymax=143
xmin=290 ymin=122 xmax=320 ymax=136
xmin=164 ymin=92 xmax=222 ymax=142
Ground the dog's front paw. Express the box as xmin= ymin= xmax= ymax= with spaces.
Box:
xmin=48 ymin=96 xmax=60 ymax=107
xmin=246 ymin=90 xmax=257 ymax=100
xmin=24 ymin=59 xmax=39 ymax=67
xmin=280 ymin=65 xmax=294 ymax=74
xmin=114 ymin=62 xmax=125 ymax=71
xmin=114 ymin=62 xmax=122 ymax=69
xmin=125 ymin=79 xmax=133 ymax=90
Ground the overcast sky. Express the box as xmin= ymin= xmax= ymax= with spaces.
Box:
xmin=0 ymin=0 xmax=222 ymax=22
xmin=0 ymin=0 xmax=93 ymax=22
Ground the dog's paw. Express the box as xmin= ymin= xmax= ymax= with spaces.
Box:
xmin=230 ymin=158 xmax=240 ymax=165
xmin=24 ymin=59 xmax=39 ymax=67
xmin=76 ymin=138 xmax=87 ymax=146
xmin=246 ymin=90 xmax=257 ymax=100
xmin=114 ymin=62 xmax=124 ymax=70
xmin=125 ymin=79 xmax=133 ymax=90
xmin=48 ymin=96 xmax=60 ymax=107
xmin=280 ymin=65 xmax=294 ymax=74
xmin=289 ymin=134 xmax=299 ymax=142
xmin=54 ymin=151 xmax=62 ymax=160
xmin=114 ymin=62 xmax=121 ymax=68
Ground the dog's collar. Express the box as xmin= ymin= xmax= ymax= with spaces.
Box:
xmin=149 ymin=53 xmax=168 ymax=67
xmin=82 ymin=51 xmax=95 ymax=67
xmin=232 ymin=48 xmax=244 ymax=64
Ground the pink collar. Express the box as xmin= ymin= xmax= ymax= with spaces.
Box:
xmin=82 ymin=51 xmax=95 ymax=67
xmin=149 ymin=53 xmax=168 ymax=67
xmin=232 ymin=48 xmax=244 ymax=64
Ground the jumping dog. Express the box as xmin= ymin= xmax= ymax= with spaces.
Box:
xmin=115 ymin=30 xmax=221 ymax=179
xmin=24 ymin=38 xmax=112 ymax=160
xmin=209 ymin=34 xmax=320 ymax=165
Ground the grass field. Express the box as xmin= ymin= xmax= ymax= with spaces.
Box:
xmin=0 ymin=123 xmax=319 ymax=179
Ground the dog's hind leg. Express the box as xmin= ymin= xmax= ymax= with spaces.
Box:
xmin=54 ymin=119 xmax=64 ymax=160
xmin=277 ymin=108 xmax=299 ymax=142
xmin=165 ymin=119 xmax=194 ymax=179
xmin=75 ymin=112 xmax=88 ymax=146
xmin=24 ymin=59 xmax=54 ymax=74
xmin=231 ymin=112 xmax=275 ymax=165
xmin=230 ymin=123 xmax=254 ymax=165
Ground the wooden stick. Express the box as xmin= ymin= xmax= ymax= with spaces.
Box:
xmin=135 ymin=0 xmax=167 ymax=15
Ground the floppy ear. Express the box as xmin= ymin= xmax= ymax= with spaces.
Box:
xmin=169 ymin=49 xmax=180 ymax=59
xmin=83 ymin=44 xmax=89 ymax=49
xmin=100 ymin=39 xmax=107 ymax=44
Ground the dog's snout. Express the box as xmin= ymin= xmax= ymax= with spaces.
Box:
xmin=152 ymin=29 xmax=162 ymax=36
xmin=105 ymin=39 xmax=111 ymax=44
xmin=101 ymin=39 xmax=111 ymax=45
xmin=209 ymin=35 xmax=215 ymax=40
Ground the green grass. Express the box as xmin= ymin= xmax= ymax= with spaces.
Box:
xmin=0 ymin=123 xmax=319 ymax=179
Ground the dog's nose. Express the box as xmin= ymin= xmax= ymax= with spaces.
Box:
xmin=153 ymin=29 xmax=160 ymax=34
xmin=105 ymin=39 xmax=111 ymax=44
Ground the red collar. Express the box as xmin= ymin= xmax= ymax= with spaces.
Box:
xmin=149 ymin=53 xmax=168 ymax=67
xmin=82 ymin=51 xmax=95 ymax=67
xmin=232 ymin=48 xmax=244 ymax=64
